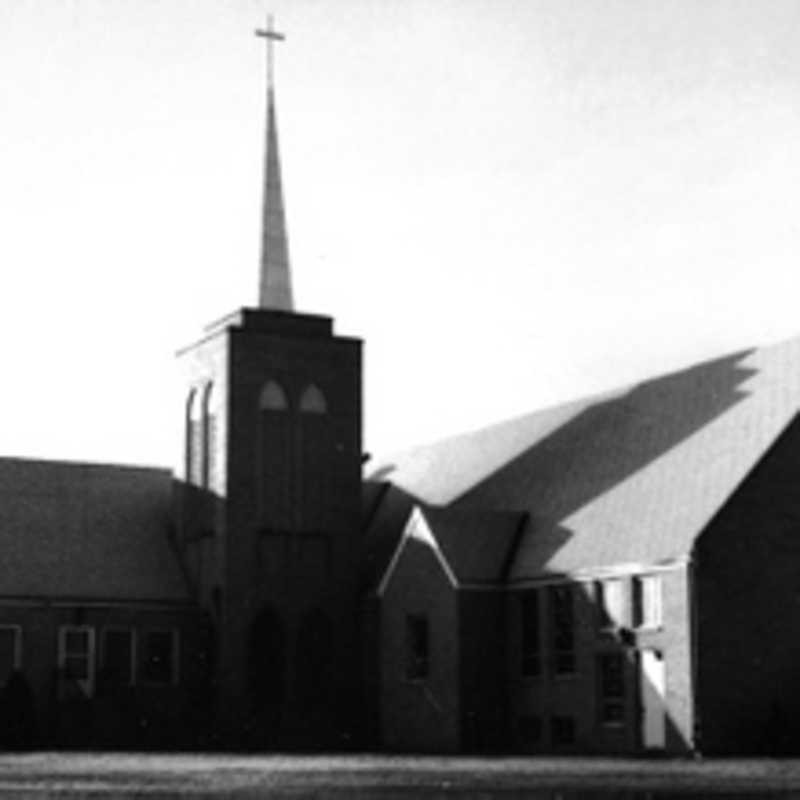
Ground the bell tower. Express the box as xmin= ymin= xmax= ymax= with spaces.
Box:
xmin=174 ymin=16 xmax=363 ymax=747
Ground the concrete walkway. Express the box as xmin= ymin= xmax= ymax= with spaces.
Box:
xmin=0 ymin=753 xmax=798 ymax=797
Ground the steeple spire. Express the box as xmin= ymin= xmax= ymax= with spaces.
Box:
xmin=255 ymin=15 xmax=293 ymax=311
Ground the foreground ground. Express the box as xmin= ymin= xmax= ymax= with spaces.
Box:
xmin=2 ymin=753 xmax=800 ymax=797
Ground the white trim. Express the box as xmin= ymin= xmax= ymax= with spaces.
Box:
xmin=377 ymin=506 xmax=458 ymax=597
xmin=507 ymin=558 xmax=688 ymax=590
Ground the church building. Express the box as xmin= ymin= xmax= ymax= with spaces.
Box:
xmin=2 ymin=21 xmax=800 ymax=755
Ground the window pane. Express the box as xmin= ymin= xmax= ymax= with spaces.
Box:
xmin=551 ymin=715 xmax=576 ymax=746
xmin=518 ymin=715 xmax=541 ymax=748
xmin=103 ymin=630 xmax=133 ymax=685
xmin=299 ymin=384 xmax=327 ymax=414
xmin=0 ymin=628 xmax=17 ymax=684
xmin=65 ymin=630 xmax=89 ymax=654
xmin=143 ymin=631 xmax=175 ymax=684
xmin=64 ymin=655 xmax=89 ymax=681
xmin=596 ymin=579 xmax=625 ymax=629
xmin=521 ymin=591 xmax=540 ymax=677
xmin=598 ymin=652 xmax=626 ymax=725
xmin=406 ymin=615 xmax=429 ymax=680
xmin=634 ymin=575 xmax=663 ymax=629
xmin=550 ymin=585 xmax=575 ymax=675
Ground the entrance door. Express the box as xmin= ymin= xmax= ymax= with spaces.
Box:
xmin=247 ymin=608 xmax=287 ymax=744
xmin=639 ymin=648 xmax=666 ymax=749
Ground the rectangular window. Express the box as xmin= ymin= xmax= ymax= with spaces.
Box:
xmin=518 ymin=715 xmax=542 ymax=748
xmin=595 ymin=578 xmax=626 ymax=631
xmin=520 ymin=591 xmax=541 ymax=677
xmin=598 ymin=652 xmax=626 ymax=726
xmin=549 ymin=584 xmax=575 ymax=676
xmin=189 ymin=421 xmax=203 ymax=486
xmin=405 ymin=615 xmax=429 ymax=681
xmin=142 ymin=630 xmax=178 ymax=685
xmin=551 ymin=715 xmax=576 ymax=746
xmin=58 ymin=625 xmax=95 ymax=695
xmin=205 ymin=414 xmax=218 ymax=491
xmin=101 ymin=629 xmax=135 ymax=686
xmin=633 ymin=575 xmax=663 ymax=629
xmin=0 ymin=626 xmax=21 ymax=686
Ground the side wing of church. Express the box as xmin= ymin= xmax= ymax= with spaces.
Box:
xmin=368 ymin=340 xmax=800 ymax=755
xmin=3 ymin=21 xmax=800 ymax=755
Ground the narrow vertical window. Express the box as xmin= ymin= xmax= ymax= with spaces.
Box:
xmin=0 ymin=626 xmax=21 ymax=687
xmin=405 ymin=615 xmax=429 ymax=680
xmin=550 ymin=584 xmax=575 ymax=676
xmin=202 ymin=382 xmax=216 ymax=491
xmin=185 ymin=389 xmax=199 ymax=484
xmin=598 ymin=652 xmax=626 ymax=726
xmin=551 ymin=715 xmax=576 ymax=746
xmin=595 ymin=578 xmax=626 ymax=631
xmin=259 ymin=380 xmax=291 ymax=529
xmin=142 ymin=630 xmax=178 ymax=685
xmin=101 ymin=629 xmax=135 ymax=686
xmin=58 ymin=626 xmax=95 ymax=696
xmin=520 ymin=590 xmax=541 ymax=677
xmin=298 ymin=383 xmax=329 ymax=529
xmin=633 ymin=575 xmax=663 ymax=629
xmin=517 ymin=715 xmax=542 ymax=750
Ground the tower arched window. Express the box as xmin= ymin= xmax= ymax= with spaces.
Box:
xmin=259 ymin=380 xmax=289 ymax=412
xmin=259 ymin=379 xmax=291 ymax=529
xmin=299 ymin=384 xmax=327 ymax=414
xmin=186 ymin=389 xmax=203 ymax=485
xmin=202 ymin=382 xmax=217 ymax=491
xmin=298 ymin=383 xmax=330 ymax=529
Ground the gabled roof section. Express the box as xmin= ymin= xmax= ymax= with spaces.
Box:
xmin=0 ymin=457 xmax=191 ymax=602
xmin=423 ymin=507 xmax=526 ymax=585
xmin=366 ymin=335 xmax=800 ymax=581
xmin=377 ymin=505 xmax=525 ymax=595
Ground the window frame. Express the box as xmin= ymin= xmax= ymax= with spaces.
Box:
xmin=597 ymin=651 xmax=626 ymax=728
xmin=551 ymin=715 xmax=576 ymax=747
xmin=520 ymin=590 xmax=541 ymax=678
xmin=259 ymin=380 xmax=289 ymax=412
xmin=595 ymin=578 xmax=627 ymax=632
xmin=549 ymin=584 xmax=576 ymax=677
xmin=57 ymin=625 xmax=96 ymax=696
xmin=405 ymin=614 xmax=430 ymax=682
xmin=633 ymin=574 xmax=663 ymax=630
xmin=0 ymin=624 xmax=22 ymax=687
xmin=299 ymin=383 xmax=328 ymax=414
xmin=140 ymin=628 xmax=180 ymax=687
xmin=100 ymin=627 xmax=137 ymax=687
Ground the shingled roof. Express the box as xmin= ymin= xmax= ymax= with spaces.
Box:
xmin=0 ymin=458 xmax=191 ymax=602
xmin=366 ymin=335 xmax=800 ymax=582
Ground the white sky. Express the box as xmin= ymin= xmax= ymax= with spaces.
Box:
xmin=1 ymin=0 xmax=800 ymax=467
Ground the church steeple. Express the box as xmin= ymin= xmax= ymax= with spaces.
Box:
xmin=255 ymin=15 xmax=294 ymax=312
